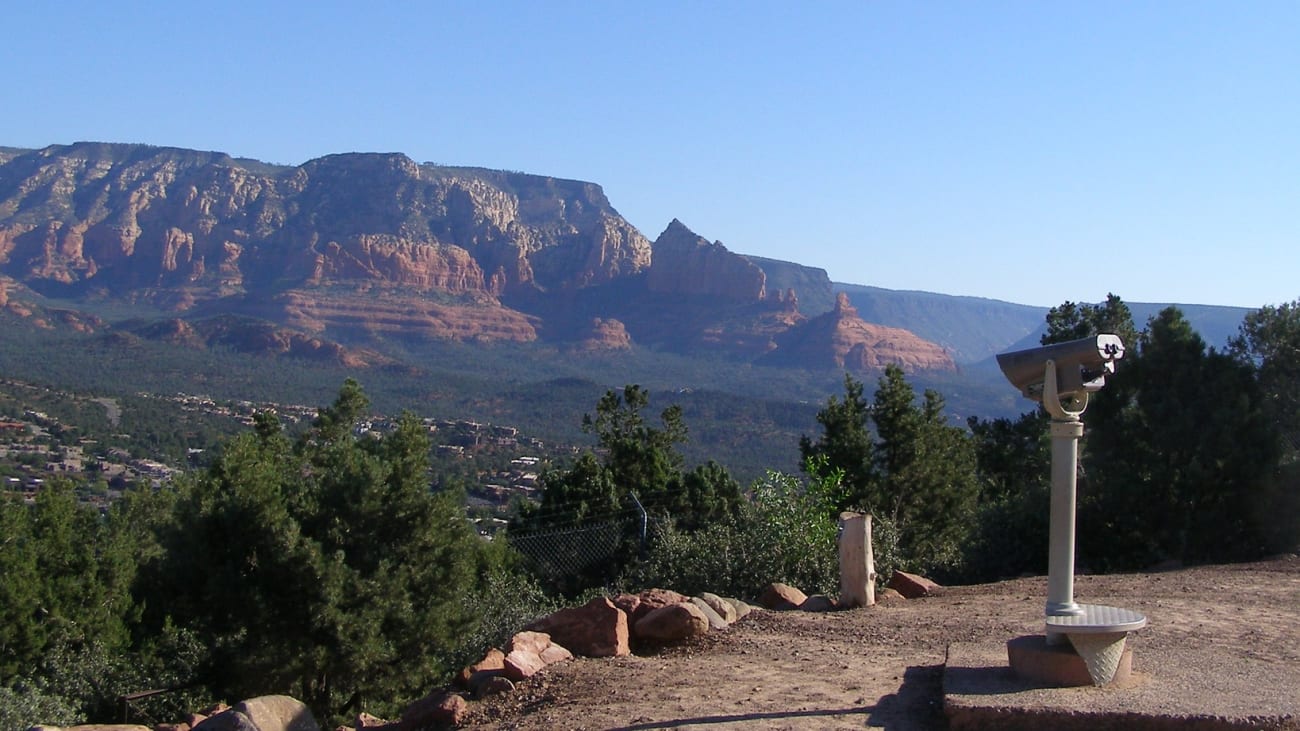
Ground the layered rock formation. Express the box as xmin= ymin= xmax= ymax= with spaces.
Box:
xmin=765 ymin=293 xmax=957 ymax=372
xmin=0 ymin=143 xmax=649 ymax=334
xmin=0 ymin=142 xmax=956 ymax=372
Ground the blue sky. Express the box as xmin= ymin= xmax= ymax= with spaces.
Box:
xmin=4 ymin=2 xmax=1297 ymax=309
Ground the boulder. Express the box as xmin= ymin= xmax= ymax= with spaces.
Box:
xmin=724 ymin=597 xmax=755 ymax=620
xmin=615 ymin=588 xmax=689 ymax=626
xmin=888 ymin=571 xmax=942 ymax=599
xmin=800 ymin=594 xmax=838 ymax=612
xmin=503 ymin=646 xmax=547 ymax=681
xmin=502 ymin=630 xmax=571 ymax=681
xmin=611 ymin=593 xmax=641 ymax=620
xmin=540 ymin=643 xmax=573 ymax=665
xmin=689 ymin=597 xmax=729 ymax=630
xmin=230 ymin=696 xmax=318 ymax=731
xmin=877 ymin=587 xmax=906 ymax=602
xmin=525 ymin=596 xmax=631 ymax=657
xmin=697 ymin=593 xmax=738 ymax=623
xmin=506 ymin=630 xmax=552 ymax=655
xmin=634 ymin=602 xmax=710 ymax=641
xmin=192 ymin=712 xmax=258 ymax=731
xmin=471 ymin=675 xmax=515 ymax=698
xmin=399 ymin=691 xmax=467 ymax=731
xmin=758 ymin=583 xmax=807 ymax=611
xmin=456 ymin=647 xmax=506 ymax=688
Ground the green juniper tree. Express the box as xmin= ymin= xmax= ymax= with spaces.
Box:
xmin=514 ymin=385 xmax=743 ymax=593
xmin=1230 ymin=299 xmax=1300 ymax=552
xmin=798 ymin=373 xmax=875 ymax=513
xmin=800 ymin=368 xmax=978 ymax=575
xmin=149 ymin=379 xmax=490 ymax=721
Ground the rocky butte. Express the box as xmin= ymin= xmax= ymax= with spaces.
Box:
xmin=0 ymin=142 xmax=954 ymax=372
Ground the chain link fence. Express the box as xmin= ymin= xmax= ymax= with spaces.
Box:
xmin=507 ymin=495 xmax=667 ymax=595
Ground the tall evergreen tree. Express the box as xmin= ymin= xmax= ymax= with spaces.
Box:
xmin=1081 ymin=308 xmax=1279 ymax=567
xmin=1043 ymin=293 xmax=1140 ymax=348
xmin=800 ymin=368 xmax=978 ymax=574
xmin=869 ymin=366 xmax=980 ymax=572
xmin=798 ymin=373 xmax=875 ymax=511
xmin=514 ymin=385 xmax=742 ymax=593
xmin=152 ymin=381 xmax=489 ymax=720
xmin=1230 ymin=299 xmax=1300 ymax=552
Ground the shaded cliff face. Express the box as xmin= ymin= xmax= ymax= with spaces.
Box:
xmin=647 ymin=219 xmax=766 ymax=302
xmin=0 ymin=143 xmax=652 ymax=305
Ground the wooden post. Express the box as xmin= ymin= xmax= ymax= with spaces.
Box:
xmin=838 ymin=512 xmax=876 ymax=608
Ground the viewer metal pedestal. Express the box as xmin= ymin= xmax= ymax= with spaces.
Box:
xmin=997 ymin=346 xmax=1147 ymax=686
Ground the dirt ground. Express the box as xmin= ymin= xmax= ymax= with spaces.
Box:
xmin=458 ymin=554 xmax=1300 ymax=730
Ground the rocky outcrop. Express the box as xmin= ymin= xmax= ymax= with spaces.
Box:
xmin=573 ymin=317 xmax=632 ymax=351
xmin=0 ymin=143 xmax=650 ymax=341
xmin=0 ymin=143 xmax=963 ymax=371
xmin=646 ymin=220 xmax=766 ymax=302
xmin=129 ymin=315 xmax=392 ymax=367
xmin=765 ymin=293 xmax=956 ymax=372
xmin=742 ymin=255 xmax=836 ymax=315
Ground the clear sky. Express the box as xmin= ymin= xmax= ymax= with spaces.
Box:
xmin=4 ymin=2 xmax=1297 ymax=309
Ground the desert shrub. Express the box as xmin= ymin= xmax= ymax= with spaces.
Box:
xmin=447 ymin=566 xmax=565 ymax=672
xmin=958 ymin=485 xmax=1051 ymax=583
xmin=0 ymin=625 xmax=213 ymax=731
xmin=638 ymin=470 xmax=888 ymax=600
xmin=0 ymin=683 xmax=79 ymax=731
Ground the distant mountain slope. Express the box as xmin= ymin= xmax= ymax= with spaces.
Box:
xmin=832 ymin=283 xmax=1044 ymax=364
xmin=988 ymin=301 xmax=1252 ymax=357
xmin=833 ymin=282 xmax=1255 ymax=364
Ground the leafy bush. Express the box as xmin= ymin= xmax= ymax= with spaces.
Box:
xmin=0 ymin=683 xmax=79 ymax=731
xmin=447 ymin=566 xmax=564 ymax=673
xmin=639 ymin=470 xmax=880 ymax=600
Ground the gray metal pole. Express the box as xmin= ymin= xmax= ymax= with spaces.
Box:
xmin=1047 ymin=417 xmax=1084 ymax=622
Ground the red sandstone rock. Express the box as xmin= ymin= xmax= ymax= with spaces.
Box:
xmin=877 ymin=587 xmax=906 ymax=602
xmin=634 ymin=602 xmax=710 ymax=641
xmin=456 ymin=647 xmax=506 ymax=688
xmin=525 ymin=597 xmax=631 ymax=657
xmin=503 ymin=648 xmax=547 ymax=681
xmin=647 ymin=220 xmax=766 ymax=302
xmin=888 ymin=570 xmax=942 ymax=599
xmin=506 ymin=630 xmax=552 ymax=655
xmin=800 ymin=594 xmax=838 ymax=612
xmin=540 ymin=643 xmax=573 ymax=665
xmin=399 ymin=691 xmax=467 ymax=730
xmin=758 ymin=583 xmax=808 ymax=611
xmin=616 ymin=588 xmax=689 ymax=626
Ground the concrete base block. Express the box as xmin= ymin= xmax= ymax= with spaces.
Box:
xmin=1006 ymin=634 xmax=1133 ymax=687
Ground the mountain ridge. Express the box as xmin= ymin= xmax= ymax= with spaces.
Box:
xmin=0 ymin=142 xmax=958 ymax=373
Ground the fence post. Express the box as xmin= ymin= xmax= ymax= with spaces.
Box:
xmin=838 ymin=512 xmax=876 ymax=608
xmin=629 ymin=491 xmax=648 ymax=559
